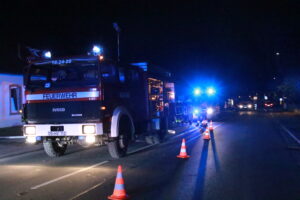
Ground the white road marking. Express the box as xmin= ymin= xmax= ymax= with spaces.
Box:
xmin=185 ymin=123 xmax=223 ymax=144
xmin=172 ymin=127 xmax=198 ymax=139
xmin=128 ymin=127 xmax=199 ymax=154
xmin=128 ymin=144 xmax=156 ymax=154
xmin=174 ymin=123 xmax=222 ymax=138
xmin=31 ymin=160 xmax=109 ymax=190
xmin=213 ymin=123 xmax=223 ymax=129
xmin=68 ymin=179 xmax=106 ymax=200
xmin=280 ymin=124 xmax=300 ymax=145
xmin=186 ymin=135 xmax=201 ymax=144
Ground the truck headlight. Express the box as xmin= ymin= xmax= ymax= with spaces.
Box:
xmin=247 ymin=104 xmax=252 ymax=109
xmin=25 ymin=126 xmax=36 ymax=135
xmin=83 ymin=125 xmax=96 ymax=134
xmin=207 ymin=108 xmax=214 ymax=115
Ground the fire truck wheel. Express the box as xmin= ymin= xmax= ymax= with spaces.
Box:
xmin=43 ymin=140 xmax=67 ymax=157
xmin=108 ymin=115 xmax=131 ymax=159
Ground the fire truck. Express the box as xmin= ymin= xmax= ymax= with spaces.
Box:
xmin=23 ymin=46 xmax=175 ymax=158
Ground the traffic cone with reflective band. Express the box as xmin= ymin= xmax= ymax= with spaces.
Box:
xmin=203 ymin=128 xmax=211 ymax=140
xmin=177 ymin=138 xmax=190 ymax=158
xmin=108 ymin=165 xmax=129 ymax=200
xmin=209 ymin=120 xmax=214 ymax=131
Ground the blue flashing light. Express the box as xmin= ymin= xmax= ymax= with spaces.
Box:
xmin=131 ymin=62 xmax=148 ymax=71
xmin=206 ymin=87 xmax=216 ymax=96
xmin=194 ymin=88 xmax=202 ymax=96
xmin=44 ymin=51 xmax=51 ymax=59
xmin=193 ymin=109 xmax=199 ymax=114
xmin=92 ymin=45 xmax=103 ymax=55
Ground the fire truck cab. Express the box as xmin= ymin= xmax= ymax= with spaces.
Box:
xmin=23 ymin=52 xmax=175 ymax=158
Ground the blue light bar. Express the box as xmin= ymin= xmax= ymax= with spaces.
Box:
xmin=194 ymin=88 xmax=202 ymax=96
xmin=131 ymin=62 xmax=148 ymax=71
xmin=206 ymin=87 xmax=216 ymax=96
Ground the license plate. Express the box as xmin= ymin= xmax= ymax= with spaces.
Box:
xmin=48 ymin=131 xmax=66 ymax=136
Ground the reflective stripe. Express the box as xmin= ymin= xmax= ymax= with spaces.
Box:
xmin=181 ymin=149 xmax=186 ymax=153
xmin=116 ymin=172 xmax=123 ymax=178
xmin=26 ymin=91 xmax=100 ymax=101
xmin=114 ymin=184 xmax=125 ymax=190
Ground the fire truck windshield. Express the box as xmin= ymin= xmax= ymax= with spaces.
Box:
xmin=26 ymin=63 xmax=99 ymax=89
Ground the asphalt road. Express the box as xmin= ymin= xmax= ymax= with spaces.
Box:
xmin=0 ymin=112 xmax=300 ymax=200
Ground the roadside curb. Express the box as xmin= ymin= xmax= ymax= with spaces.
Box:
xmin=0 ymin=136 xmax=25 ymax=143
xmin=0 ymin=136 xmax=25 ymax=139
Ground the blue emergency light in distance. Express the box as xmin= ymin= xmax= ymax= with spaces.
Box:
xmin=43 ymin=51 xmax=52 ymax=59
xmin=206 ymin=87 xmax=216 ymax=96
xmin=131 ymin=62 xmax=148 ymax=71
xmin=92 ymin=45 xmax=103 ymax=55
xmin=194 ymin=88 xmax=202 ymax=96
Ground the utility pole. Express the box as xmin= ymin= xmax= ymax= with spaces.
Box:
xmin=113 ymin=22 xmax=121 ymax=62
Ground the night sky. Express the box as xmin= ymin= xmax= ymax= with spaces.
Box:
xmin=1 ymin=1 xmax=300 ymax=96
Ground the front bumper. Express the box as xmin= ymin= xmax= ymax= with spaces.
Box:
xmin=24 ymin=123 xmax=103 ymax=137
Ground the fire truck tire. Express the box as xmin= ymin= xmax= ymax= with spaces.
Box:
xmin=107 ymin=140 xmax=125 ymax=159
xmin=108 ymin=114 xmax=132 ymax=159
xmin=107 ymin=133 xmax=128 ymax=158
xmin=43 ymin=140 xmax=67 ymax=157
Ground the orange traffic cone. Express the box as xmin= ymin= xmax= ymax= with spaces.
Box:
xmin=203 ymin=128 xmax=211 ymax=140
xmin=177 ymin=138 xmax=190 ymax=158
xmin=108 ymin=165 xmax=129 ymax=200
xmin=209 ymin=120 xmax=214 ymax=131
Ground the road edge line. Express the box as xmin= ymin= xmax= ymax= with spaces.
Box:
xmin=68 ymin=179 xmax=107 ymax=200
xmin=31 ymin=160 xmax=109 ymax=190
xmin=280 ymin=124 xmax=300 ymax=145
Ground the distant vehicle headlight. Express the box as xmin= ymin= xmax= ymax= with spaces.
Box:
xmin=247 ymin=104 xmax=252 ymax=109
xmin=238 ymin=105 xmax=243 ymax=109
xmin=25 ymin=126 xmax=36 ymax=135
xmin=83 ymin=125 xmax=96 ymax=134
xmin=207 ymin=107 xmax=214 ymax=115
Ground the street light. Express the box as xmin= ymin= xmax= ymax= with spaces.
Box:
xmin=113 ymin=22 xmax=121 ymax=62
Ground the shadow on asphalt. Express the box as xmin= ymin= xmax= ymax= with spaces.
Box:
xmin=210 ymin=131 xmax=221 ymax=173
xmin=192 ymin=140 xmax=209 ymax=200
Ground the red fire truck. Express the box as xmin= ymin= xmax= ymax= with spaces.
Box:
xmin=23 ymin=47 xmax=175 ymax=158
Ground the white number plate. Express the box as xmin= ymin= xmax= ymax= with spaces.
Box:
xmin=48 ymin=131 xmax=66 ymax=136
